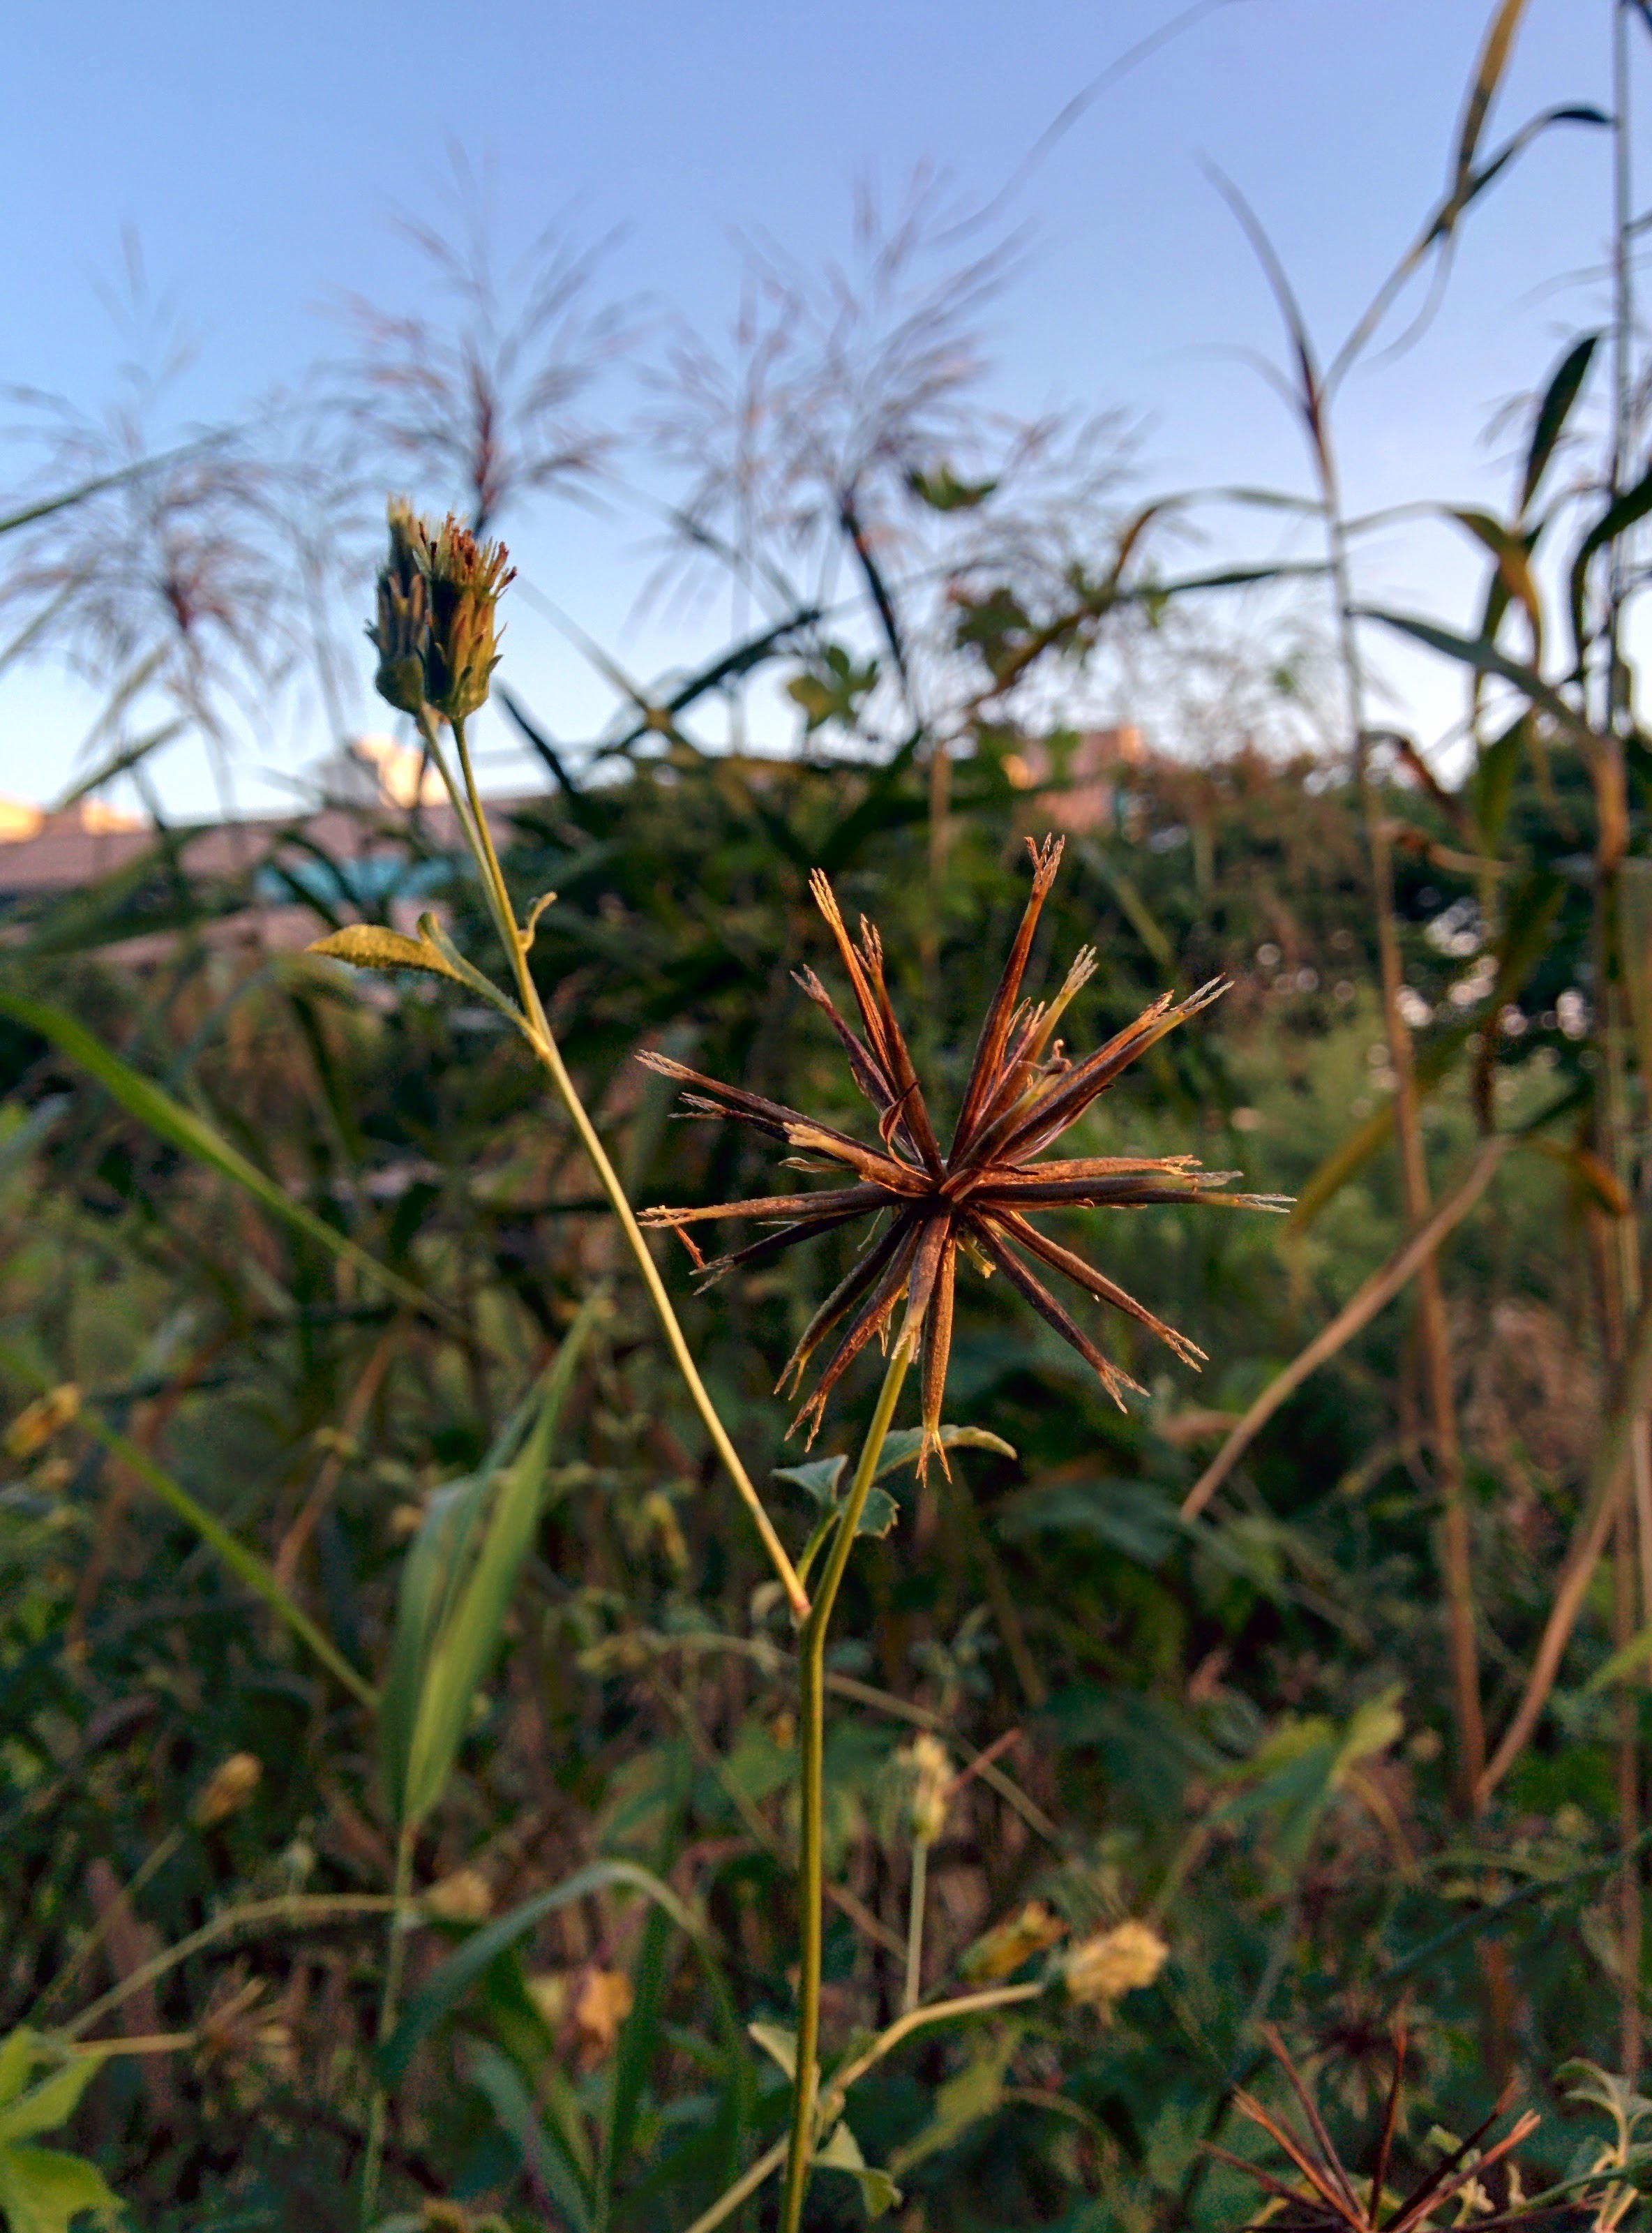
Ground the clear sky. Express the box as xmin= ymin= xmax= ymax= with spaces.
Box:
xmin=0 ymin=0 xmax=1632 ymax=817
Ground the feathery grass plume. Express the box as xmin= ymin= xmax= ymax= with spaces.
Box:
xmin=640 ymin=835 xmax=1286 ymax=1472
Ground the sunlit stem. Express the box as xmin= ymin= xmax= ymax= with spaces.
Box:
xmin=781 ymin=1336 xmax=914 ymax=2233
xmin=422 ymin=706 xmax=809 ymax=1619
xmin=359 ymin=1823 xmax=415 ymax=2230
xmin=903 ymin=1837 xmax=931 ymax=2015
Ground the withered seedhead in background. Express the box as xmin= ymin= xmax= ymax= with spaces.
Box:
xmin=1208 ymin=2022 xmax=1556 ymax=2233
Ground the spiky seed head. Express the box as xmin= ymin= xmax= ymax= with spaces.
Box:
xmin=368 ymin=498 xmax=434 ymax=715
xmin=1065 ymin=1918 xmax=1169 ymax=2009
xmin=425 ymin=514 xmax=516 ymax=719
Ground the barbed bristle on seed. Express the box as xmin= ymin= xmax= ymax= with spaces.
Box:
xmin=639 ymin=842 xmax=1271 ymax=1472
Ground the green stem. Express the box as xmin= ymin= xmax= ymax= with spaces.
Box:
xmin=430 ymin=709 xmax=808 ymax=1618
xmin=360 ymin=1824 xmax=416 ymax=2230
xmin=903 ymin=1839 xmax=930 ymax=2015
xmin=781 ymin=1336 xmax=914 ymax=2233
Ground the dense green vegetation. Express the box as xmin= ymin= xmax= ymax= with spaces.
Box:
xmin=8 ymin=3 xmax=1652 ymax=2226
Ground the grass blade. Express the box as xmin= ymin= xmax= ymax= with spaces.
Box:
xmin=392 ymin=1297 xmax=603 ymax=1828
xmin=377 ymin=1860 xmax=703 ymax=2083
xmin=0 ymin=992 xmax=456 ymax=1331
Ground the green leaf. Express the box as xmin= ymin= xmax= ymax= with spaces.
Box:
xmin=774 ymin=1426 xmax=1016 ymax=1541
xmin=889 ymin=2025 xmax=1021 ymax=2176
xmin=906 ymin=465 xmax=998 ymax=513
xmin=382 ymin=1297 xmax=603 ymax=1830
xmin=0 ymin=992 xmax=451 ymax=1329
xmin=0 ymin=2143 xmax=121 ymax=2233
xmin=998 ymin=1479 xmax=1183 ymax=1569
xmin=379 ymin=1860 xmax=703 ymax=2084
xmin=307 ymin=923 xmax=463 ymax=983
xmin=875 ymin=1426 xmax=1018 ymax=1472
xmin=1521 ymin=334 xmax=1598 ymax=516
xmin=815 ymin=2120 xmax=901 ymax=2218
xmin=467 ymin=2041 xmax=592 ymax=2233
xmin=1286 ymin=1018 xmax=1475 ymax=1231
xmin=746 ymin=2023 xmax=798 ymax=2081
xmin=0 ymin=2040 xmax=112 ymax=2147
xmin=1570 ymin=455 xmax=1652 ymax=658
xmin=1586 ymin=1622 xmax=1652 ymax=1693
xmin=1356 ymin=606 xmax=1589 ymax=738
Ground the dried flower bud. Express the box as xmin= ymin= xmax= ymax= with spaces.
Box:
xmin=368 ymin=499 xmax=434 ymax=715
xmin=1065 ymin=1918 xmax=1169 ymax=2010
xmin=193 ymin=1751 xmax=263 ymax=1828
xmin=5 ymin=1383 xmax=80 ymax=1463
xmin=574 ymin=1967 xmax=634 ymax=2068
xmin=425 ymin=514 xmax=515 ymax=720
xmin=959 ymin=1900 xmax=1067 ymax=1983
xmin=423 ymin=1867 xmax=493 ymax=1922
xmin=898 ymin=1733 xmax=952 ymax=1846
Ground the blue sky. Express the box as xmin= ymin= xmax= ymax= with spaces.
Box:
xmin=0 ymin=0 xmax=1632 ymax=816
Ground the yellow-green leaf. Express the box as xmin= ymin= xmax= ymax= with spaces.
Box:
xmin=0 ymin=2142 xmax=121 ymax=2233
xmin=307 ymin=923 xmax=463 ymax=983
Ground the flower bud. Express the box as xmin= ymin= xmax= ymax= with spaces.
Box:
xmin=367 ymin=499 xmax=434 ymax=715
xmin=1065 ymin=1918 xmax=1169 ymax=2010
xmin=4 ymin=1383 xmax=80 ymax=1463
xmin=898 ymin=1733 xmax=952 ymax=1846
xmin=959 ymin=1900 xmax=1067 ymax=1984
xmin=425 ymin=515 xmax=515 ymax=720
xmin=193 ymin=1751 xmax=263 ymax=1828
xmin=423 ymin=1867 xmax=493 ymax=1922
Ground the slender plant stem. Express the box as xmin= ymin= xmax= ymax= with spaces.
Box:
xmin=33 ymin=1824 xmax=185 ymax=2020
xmin=1325 ymin=485 xmax=1485 ymax=1807
xmin=61 ymin=1897 xmax=394 ymax=2043
xmin=781 ymin=1336 xmax=914 ymax=2233
xmin=427 ymin=709 xmax=808 ymax=1617
xmin=360 ymin=1824 xmax=416 ymax=2229
xmin=903 ymin=1838 xmax=930 ymax=2015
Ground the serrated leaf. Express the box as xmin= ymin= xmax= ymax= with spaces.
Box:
xmin=771 ymin=1457 xmax=899 ymax=1541
xmin=815 ymin=2121 xmax=901 ymax=2218
xmin=0 ymin=2049 xmax=110 ymax=2145
xmin=0 ymin=2142 xmax=121 ymax=2233
xmin=307 ymin=923 xmax=463 ymax=983
xmin=854 ymin=1486 xmax=899 ymax=1539
xmin=772 ymin=1457 xmax=847 ymax=1507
